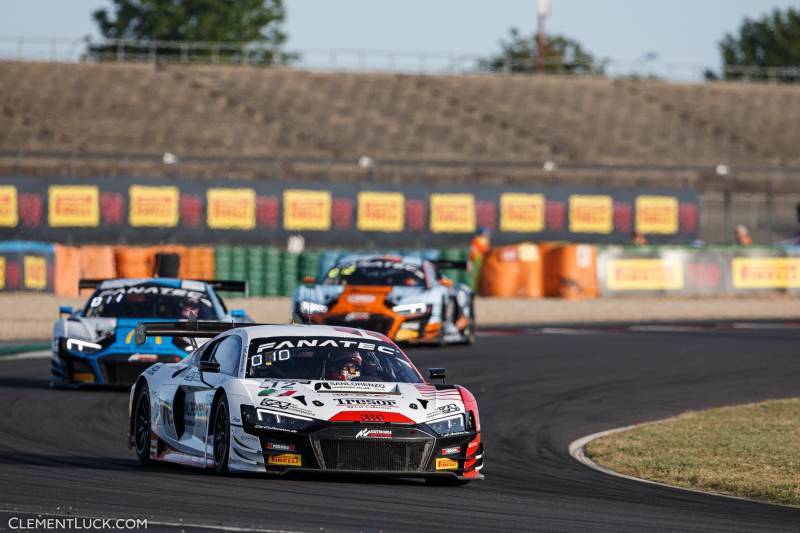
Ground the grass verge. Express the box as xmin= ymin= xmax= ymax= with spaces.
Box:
xmin=585 ymin=398 xmax=800 ymax=507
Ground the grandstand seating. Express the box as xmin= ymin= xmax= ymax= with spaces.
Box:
xmin=2 ymin=60 xmax=800 ymax=167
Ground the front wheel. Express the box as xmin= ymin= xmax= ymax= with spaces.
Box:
xmin=212 ymin=395 xmax=231 ymax=474
xmin=133 ymin=384 xmax=153 ymax=464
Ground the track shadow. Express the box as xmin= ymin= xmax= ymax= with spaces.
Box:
xmin=0 ymin=450 xmax=140 ymax=471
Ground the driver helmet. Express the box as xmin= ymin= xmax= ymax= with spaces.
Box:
xmin=181 ymin=295 xmax=201 ymax=318
xmin=327 ymin=351 xmax=363 ymax=381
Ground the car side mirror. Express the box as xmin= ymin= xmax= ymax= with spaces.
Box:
xmin=302 ymin=275 xmax=316 ymax=286
xmin=439 ymin=278 xmax=453 ymax=288
xmin=428 ymin=367 xmax=447 ymax=383
xmin=230 ymin=309 xmax=246 ymax=319
xmin=199 ymin=361 xmax=220 ymax=373
xmin=59 ymin=305 xmax=74 ymax=316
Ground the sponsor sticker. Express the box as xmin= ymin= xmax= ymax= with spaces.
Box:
xmin=430 ymin=193 xmax=476 ymax=233
xmin=355 ymin=428 xmax=392 ymax=439
xmin=267 ymin=453 xmax=302 ymax=466
xmin=48 ymin=185 xmax=99 ymax=227
xmin=265 ymin=442 xmax=296 ymax=452
xmin=347 ymin=294 xmax=376 ymax=304
xmin=606 ymin=258 xmax=684 ymax=291
xmin=500 ymin=193 xmax=544 ymax=233
xmin=438 ymin=403 xmax=460 ymax=414
xmin=441 ymin=446 xmax=460 ymax=455
xmin=569 ymin=195 xmax=613 ymax=234
xmin=635 ymin=195 xmax=679 ymax=234
xmin=23 ymin=256 xmax=47 ymax=290
xmin=283 ymin=189 xmax=332 ymax=231
xmin=435 ymin=457 xmax=459 ymax=470
xmin=261 ymin=399 xmax=292 ymax=410
xmin=732 ymin=258 xmax=800 ymax=289
xmin=129 ymin=185 xmax=180 ymax=227
xmin=0 ymin=186 xmax=18 ymax=227
xmin=335 ymin=398 xmax=397 ymax=407
xmin=207 ymin=188 xmax=256 ymax=230
xmin=357 ymin=191 xmax=405 ymax=232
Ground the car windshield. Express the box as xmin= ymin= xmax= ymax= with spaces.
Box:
xmin=246 ymin=336 xmax=424 ymax=383
xmin=83 ymin=284 xmax=217 ymax=319
xmin=322 ymin=260 xmax=426 ymax=287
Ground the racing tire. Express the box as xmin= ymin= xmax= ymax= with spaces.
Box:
xmin=461 ymin=299 xmax=477 ymax=345
xmin=212 ymin=395 xmax=231 ymax=474
xmin=133 ymin=384 xmax=153 ymax=465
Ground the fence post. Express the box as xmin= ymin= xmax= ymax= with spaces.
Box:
xmin=149 ymin=42 xmax=156 ymax=63
xmin=117 ymin=40 xmax=124 ymax=62
xmin=181 ymin=42 xmax=188 ymax=63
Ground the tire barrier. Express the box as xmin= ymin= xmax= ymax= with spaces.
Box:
xmin=479 ymin=243 xmax=544 ymax=298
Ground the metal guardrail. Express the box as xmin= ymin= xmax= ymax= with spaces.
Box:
xmin=1 ymin=36 xmax=799 ymax=83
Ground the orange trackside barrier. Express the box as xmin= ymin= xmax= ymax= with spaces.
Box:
xmin=183 ymin=246 xmax=215 ymax=280
xmin=79 ymin=245 xmax=116 ymax=279
xmin=543 ymin=244 xmax=598 ymax=299
xmin=114 ymin=246 xmax=153 ymax=279
xmin=54 ymin=245 xmax=81 ymax=297
xmin=479 ymin=242 xmax=543 ymax=298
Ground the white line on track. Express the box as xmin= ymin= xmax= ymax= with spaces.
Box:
xmin=0 ymin=350 xmax=51 ymax=361
xmin=568 ymin=424 xmax=800 ymax=510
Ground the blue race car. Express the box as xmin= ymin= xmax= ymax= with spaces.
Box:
xmin=51 ymin=278 xmax=249 ymax=386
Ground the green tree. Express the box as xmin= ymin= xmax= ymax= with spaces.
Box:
xmin=480 ymin=27 xmax=605 ymax=75
xmin=714 ymin=8 xmax=800 ymax=82
xmin=89 ymin=0 xmax=295 ymax=64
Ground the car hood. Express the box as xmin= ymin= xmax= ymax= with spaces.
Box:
xmin=60 ymin=317 xmax=187 ymax=354
xmin=62 ymin=317 xmax=117 ymax=342
xmin=241 ymin=379 xmax=466 ymax=426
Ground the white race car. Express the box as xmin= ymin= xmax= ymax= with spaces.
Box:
xmin=128 ymin=321 xmax=484 ymax=484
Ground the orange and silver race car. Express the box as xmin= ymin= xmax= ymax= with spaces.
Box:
xmin=292 ymin=255 xmax=475 ymax=345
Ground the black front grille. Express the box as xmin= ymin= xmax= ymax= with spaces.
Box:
xmin=326 ymin=315 xmax=394 ymax=335
xmin=102 ymin=361 xmax=151 ymax=385
xmin=315 ymin=439 xmax=430 ymax=472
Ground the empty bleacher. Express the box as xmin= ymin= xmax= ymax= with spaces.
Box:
xmin=2 ymin=60 xmax=800 ymax=168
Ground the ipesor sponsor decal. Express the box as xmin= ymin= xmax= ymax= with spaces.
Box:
xmin=435 ymin=457 xmax=459 ymax=470
xmin=267 ymin=453 xmax=302 ymax=466
xmin=355 ymin=428 xmax=393 ymax=439
xmin=334 ymin=398 xmax=398 ymax=408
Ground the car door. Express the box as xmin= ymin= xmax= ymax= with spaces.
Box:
xmin=175 ymin=334 xmax=242 ymax=457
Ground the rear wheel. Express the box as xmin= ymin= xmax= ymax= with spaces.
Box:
xmin=212 ymin=395 xmax=231 ymax=474
xmin=133 ymin=384 xmax=152 ymax=464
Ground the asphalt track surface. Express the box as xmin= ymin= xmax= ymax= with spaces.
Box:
xmin=1 ymin=326 xmax=799 ymax=532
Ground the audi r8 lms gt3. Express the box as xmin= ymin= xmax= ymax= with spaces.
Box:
xmin=292 ymin=255 xmax=476 ymax=345
xmin=52 ymin=278 xmax=249 ymax=387
xmin=129 ymin=322 xmax=484 ymax=483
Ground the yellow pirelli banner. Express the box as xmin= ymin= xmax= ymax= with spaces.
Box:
xmin=0 ymin=186 xmax=18 ymax=227
xmin=636 ymin=196 xmax=679 ymax=234
xmin=48 ymin=185 xmax=99 ymax=227
xmin=357 ymin=192 xmax=404 ymax=232
xmin=569 ymin=195 xmax=613 ymax=234
xmin=430 ymin=194 xmax=476 ymax=233
xmin=500 ymin=193 xmax=544 ymax=233
xmin=23 ymin=256 xmax=47 ymax=290
xmin=732 ymin=258 xmax=800 ymax=289
xmin=129 ymin=185 xmax=180 ymax=227
xmin=606 ymin=258 xmax=684 ymax=291
xmin=207 ymin=188 xmax=256 ymax=230
xmin=283 ymin=189 xmax=332 ymax=231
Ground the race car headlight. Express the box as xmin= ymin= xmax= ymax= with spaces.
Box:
xmin=256 ymin=409 xmax=315 ymax=431
xmin=428 ymin=414 xmax=466 ymax=436
xmin=298 ymin=301 xmax=329 ymax=315
xmin=65 ymin=338 xmax=103 ymax=354
xmin=392 ymin=302 xmax=428 ymax=315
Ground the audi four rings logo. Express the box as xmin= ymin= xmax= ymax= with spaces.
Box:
xmin=359 ymin=413 xmax=385 ymax=422
xmin=355 ymin=428 xmax=392 ymax=439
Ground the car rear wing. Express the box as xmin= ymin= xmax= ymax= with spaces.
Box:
xmin=77 ymin=278 xmax=248 ymax=294
xmin=433 ymin=260 xmax=469 ymax=271
xmin=134 ymin=319 xmax=272 ymax=346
